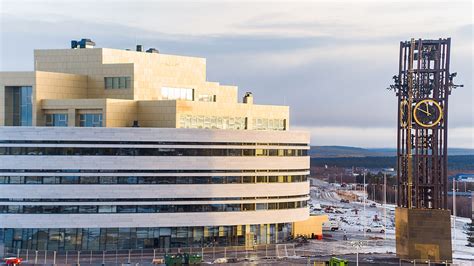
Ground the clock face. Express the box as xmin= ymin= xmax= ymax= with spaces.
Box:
xmin=413 ymin=99 xmax=443 ymax=128
xmin=400 ymin=99 xmax=409 ymax=128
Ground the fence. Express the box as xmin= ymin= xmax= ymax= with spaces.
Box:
xmin=2 ymin=241 xmax=463 ymax=265
xmin=2 ymin=244 xmax=298 ymax=265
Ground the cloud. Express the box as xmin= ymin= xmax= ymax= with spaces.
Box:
xmin=0 ymin=1 xmax=472 ymax=147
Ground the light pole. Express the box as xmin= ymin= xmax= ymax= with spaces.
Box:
xmin=350 ymin=240 xmax=363 ymax=266
xmin=363 ymin=172 xmax=366 ymax=238
xmin=384 ymin=172 xmax=387 ymax=240
xmin=453 ymin=178 xmax=456 ymax=248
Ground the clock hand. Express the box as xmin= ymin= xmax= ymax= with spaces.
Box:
xmin=418 ymin=108 xmax=431 ymax=115
xmin=424 ymin=102 xmax=432 ymax=116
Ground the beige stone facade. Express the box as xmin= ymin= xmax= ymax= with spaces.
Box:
xmin=1 ymin=46 xmax=289 ymax=129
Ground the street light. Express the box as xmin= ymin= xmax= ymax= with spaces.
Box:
xmin=363 ymin=172 xmax=366 ymax=239
xmin=350 ymin=240 xmax=364 ymax=266
xmin=453 ymin=178 xmax=457 ymax=249
xmin=384 ymin=172 xmax=387 ymax=240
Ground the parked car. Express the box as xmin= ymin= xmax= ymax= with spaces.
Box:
xmin=369 ymin=203 xmax=377 ymax=208
xmin=366 ymin=224 xmax=385 ymax=233
xmin=322 ymin=221 xmax=340 ymax=231
xmin=340 ymin=199 xmax=350 ymax=203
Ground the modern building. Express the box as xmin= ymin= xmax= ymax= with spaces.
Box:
xmin=0 ymin=39 xmax=312 ymax=251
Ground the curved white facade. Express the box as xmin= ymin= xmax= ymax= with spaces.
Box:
xmin=0 ymin=127 xmax=310 ymax=250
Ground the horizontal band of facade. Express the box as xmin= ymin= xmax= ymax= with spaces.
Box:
xmin=0 ymin=127 xmax=309 ymax=144
xmin=0 ymin=196 xmax=310 ymax=205
xmin=0 ymin=147 xmax=307 ymax=157
xmin=0 ymin=182 xmax=309 ymax=199
xmin=0 ymin=175 xmax=308 ymax=185
xmin=1 ymin=208 xmax=308 ymax=228
xmin=0 ymin=170 xmax=309 ymax=177
xmin=1 ymin=156 xmax=309 ymax=170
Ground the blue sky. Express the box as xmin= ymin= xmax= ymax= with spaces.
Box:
xmin=0 ymin=0 xmax=472 ymax=147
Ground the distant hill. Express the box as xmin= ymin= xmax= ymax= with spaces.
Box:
xmin=311 ymin=155 xmax=474 ymax=170
xmin=310 ymin=146 xmax=474 ymax=158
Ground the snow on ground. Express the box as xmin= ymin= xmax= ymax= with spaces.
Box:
xmin=309 ymin=179 xmax=473 ymax=263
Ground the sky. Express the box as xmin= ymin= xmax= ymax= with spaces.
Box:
xmin=0 ymin=0 xmax=472 ymax=148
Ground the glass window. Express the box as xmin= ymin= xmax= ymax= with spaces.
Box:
xmin=105 ymin=77 xmax=113 ymax=89
xmin=242 ymin=204 xmax=255 ymax=211
xmin=5 ymin=86 xmax=32 ymax=126
xmin=112 ymin=77 xmax=119 ymax=88
xmin=25 ymin=176 xmax=42 ymax=184
xmin=242 ymin=176 xmax=255 ymax=183
xmin=137 ymin=205 xmax=155 ymax=213
xmin=79 ymin=206 xmax=98 ymax=213
xmin=104 ymin=77 xmax=130 ymax=89
xmin=100 ymin=176 xmax=117 ymax=184
xmin=226 ymin=176 xmax=241 ymax=184
xmin=80 ymin=176 xmax=99 ymax=184
xmin=61 ymin=176 xmax=79 ymax=184
xmin=117 ymin=205 xmax=136 ymax=213
xmin=98 ymin=205 xmax=116 ymax=213
xmin=119 ymin=77 xmax=126 ymax=88
xmin=79 ymin=114 xmax=103 ymax=127
xmin=9 ymin=176 xmax=24 ymax=184
xmin=161 ymin=87 xmax=193 ymax=101
xmin=45 ymin=113 xmax=68 ymax=127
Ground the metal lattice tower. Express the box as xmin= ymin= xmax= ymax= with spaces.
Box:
xmin=389 ymin=38 xmax=461 ymax=210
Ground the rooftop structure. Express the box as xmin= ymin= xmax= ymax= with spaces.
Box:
xmin=0 ymin=40 xmax=288 ymax=130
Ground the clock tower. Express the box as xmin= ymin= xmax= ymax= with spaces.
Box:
xmin=389 ymin=38 xmax=462 ymax=262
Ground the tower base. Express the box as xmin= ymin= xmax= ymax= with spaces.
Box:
xmin=395 ymin=208 xmax=452 ymax=261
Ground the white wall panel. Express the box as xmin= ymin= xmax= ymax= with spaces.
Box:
xmin=1 ymin=156 xmax=309 ymax=170
xmin=0 ymin=182 xmax=309 ymax=199
xmin=0 ymin=208 xmax=309 ymax=228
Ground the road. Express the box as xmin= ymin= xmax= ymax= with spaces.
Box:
xmin=308 ymin=179 xmax=473 ymax=264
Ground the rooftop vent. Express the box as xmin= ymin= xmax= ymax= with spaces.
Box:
xmin=71 ymin=39 xmax=96 ymax=49
xmin=146 ymin=48 xmax=159 ymax=53
xmin=136 ymin=45 xmax=143 ymax=52
xmin=243 ymin=92 xmax=253 ymax=104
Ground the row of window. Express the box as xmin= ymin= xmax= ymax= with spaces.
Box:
xmin=197 ymin=94 xmax=216 ymax=102
xmin=1 ymin=169 xmax=308 ymax=174
xmin=161 ymin=87 xmax=193 ymax=101
xmin=0 ymin=147 xmax=307 ymax=156
xmin=2 ymin=195 xmax=307 ymax=202
xmin=104 ymin=77 xmax=131 ymax=89
xmin=1 ymin=201 xmax=307 ymax=214
xmin=44 ymin=114 xmax=103 ymax=127
xmin=179 ymin=115 xmax=246 ymax=130
xmin=0 ymin=175 xmax=308 ymax=184
xmin=252 ymin=118 xmax=286 ymax=131
xmin=0 ymin=140 xmax=307 ymax=146
xmin=3 ymin=224 xmax=293 ymax=250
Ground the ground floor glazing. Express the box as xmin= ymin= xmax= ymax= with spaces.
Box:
xmin=1 ymin=223 xmax=293 ymax=251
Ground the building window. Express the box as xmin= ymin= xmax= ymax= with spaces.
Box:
xmin=4 ymin=86 xmax=32 ymax=126
xmin=197 ymin=94 xmax=215 ymax=102
xmin=45 ymin=114 xmax=68 ymax=127
xmin=79 ymin=114 xmax=103 ymax=127
xmin=252 ymin=118 xmax=286 ymax=131
xmin=161 ymin=87 xmax=193 ymax=101
xmin=180 ymin=115 xmax=245 ymax=130
xmin=104 ymin=77 xmax=131 ymax=89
